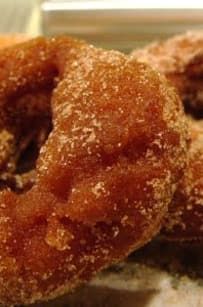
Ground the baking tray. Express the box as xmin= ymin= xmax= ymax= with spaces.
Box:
xmin=41 ymin=1 xmax=203 ymax=51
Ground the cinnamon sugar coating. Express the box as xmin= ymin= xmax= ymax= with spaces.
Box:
xmin=131 ymin=31 xmax=203 ymax=111
xmin=163 ymin=119 xmax=203 ymax=241
xmin=0 ymin=36 xmax=187 ymax=305
xmin=0 ymin=35 xmax=52 ymax=192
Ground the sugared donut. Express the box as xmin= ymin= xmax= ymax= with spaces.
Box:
xmin=0 ymin=36 xmax=187 ymax=305
xmin=131 ymin=31 xmax=203 ymax=112
xmin=162 ymin=119 xmax=203 ymax=241
xmin=130 ymin=33 xmax=203 ymax=241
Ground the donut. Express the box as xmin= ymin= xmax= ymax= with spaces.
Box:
xmin=162 ymin=119 xmax=203 ymax=241
xmin=0 ymin=36 xmax=187 ymax=305
xmin=131 ymin=31 xmax=203 ymax=112
xmin=130 ymin=32 xmax=203 ymax=241
xmin=0 ymin=35 xmax=52 ymax=193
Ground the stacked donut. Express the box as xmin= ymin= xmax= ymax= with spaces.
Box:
xmin=131 ymin=31 xmax=203 ymax=241
xmin=0 ymin=32 xmax=200 ymax=305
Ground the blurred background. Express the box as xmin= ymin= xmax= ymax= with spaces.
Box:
xmin=1 ymin=0 xmax=203 ymax=52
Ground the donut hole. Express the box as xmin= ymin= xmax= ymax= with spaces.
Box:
xmin=184 ymin=100 xmax=203 ymax=119
xmin=16 ymin=139 xmax=41 ymax=174
xmin=0 ymin=87 xmax=53 ymax=193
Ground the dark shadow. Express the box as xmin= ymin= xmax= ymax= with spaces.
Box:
xmin=184 ymin=100 xmax=203 ymax=119
xmin=31 ymin=286 xmax=158 ymax=307
xmin=129 ymin=239 xmax=203 ymax=280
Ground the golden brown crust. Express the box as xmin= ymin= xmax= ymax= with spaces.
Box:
xmin=162 ymin=119 xmax=203 ymax=241
xmin=131 ymin=31 xmax=203 ymax=111
xmin=0 ymin=36 xmax=187 ymax=305
xmin=0 ymin=35 xmax=52 ymax=193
